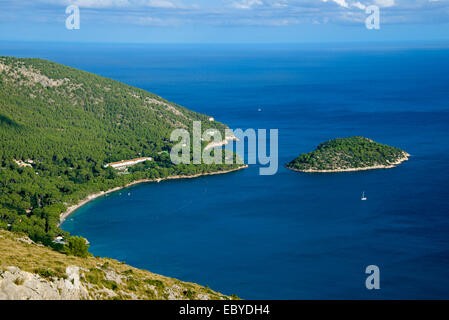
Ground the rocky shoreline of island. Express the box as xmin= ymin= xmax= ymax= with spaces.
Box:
xmin=58 ymin=165 xmax=248 ymax=226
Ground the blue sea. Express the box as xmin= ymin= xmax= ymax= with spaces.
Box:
xmin=2 ymin=41 xmax=449 ymax=299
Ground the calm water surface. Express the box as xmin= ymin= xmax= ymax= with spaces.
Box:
xmin=2 ymin=42 xmax=449 ymax=299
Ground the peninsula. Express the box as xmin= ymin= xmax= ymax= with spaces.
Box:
xmin=0 ymin=56 xmax=245 ymax=299
xmin=287 ymin=136 xmax=410 ymax=173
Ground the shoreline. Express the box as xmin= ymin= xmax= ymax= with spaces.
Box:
xmin=287 ymin=153 xmax=410 ymax=173
xmin=59 ymin=165 xmax=248 ymax=226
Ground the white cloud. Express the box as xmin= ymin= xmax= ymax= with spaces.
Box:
xmin=352 ymin=1 xmax=366 ymax=10
xmin=373 ymin=0 xmax=395 ymax=7
xmin=69 ymin=0 xmax=131 ymax=8
xmin=4 ymin=0 xmax=449 ymax=28
xmin=270 ymin=0 xmax=288 ymax=8
xmin=132 ymin=16 xmax=184 ymax=26
xmin=42 ymin=0 xmax=180 ymax=9
xmin=230 ymin=0 xmax=263 ymax=9
xmin=322 ymin=0 xmax=350 ymax=8
xmin=146 ymin=0 xmax=176 ymax=8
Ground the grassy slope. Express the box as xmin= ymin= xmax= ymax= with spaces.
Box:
xmin=0 ymin=229 xmax=236 ymax=300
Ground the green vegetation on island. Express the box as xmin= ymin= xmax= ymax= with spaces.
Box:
xmin=0 ymin=56 xmax=242 ymax=252
xmin=287 ymin=136 xmax=409 ymax=172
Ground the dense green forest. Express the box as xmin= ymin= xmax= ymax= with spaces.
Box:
xmin=287 ymin=136 xmax=408 ymax=172
xmin=0 ymin=56 xmax=242 ymax=250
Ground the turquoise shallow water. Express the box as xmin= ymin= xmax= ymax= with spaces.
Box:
xmin=3 ymin=42 xmax=449 ymax=299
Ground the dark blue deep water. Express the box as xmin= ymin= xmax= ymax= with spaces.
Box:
xmin=2 ymin=42 xmax=449 ymax=299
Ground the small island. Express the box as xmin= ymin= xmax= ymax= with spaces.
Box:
xmin=287 ymin=136 xmax=410 ymax=173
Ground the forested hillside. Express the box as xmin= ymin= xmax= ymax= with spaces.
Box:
xmin=0 ymin=56 xmax=241 ymax=248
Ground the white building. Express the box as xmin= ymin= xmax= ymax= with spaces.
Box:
xmin=105 ymin=157 xmax=153 ymax=169
xmin=53 ymin=236 xmax=67 ymax=245
xmin=13 ymin=159 xmax=32 ymax=168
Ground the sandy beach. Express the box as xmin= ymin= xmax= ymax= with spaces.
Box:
xmin=59 ymin=165 xmax=248 ymax=226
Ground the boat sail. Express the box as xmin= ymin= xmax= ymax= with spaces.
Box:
xmin=361 ymin=191 xmax=367 ymax=201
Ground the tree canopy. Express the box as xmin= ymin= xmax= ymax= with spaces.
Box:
xmin=0 ymin=56 xmax=241 ymax=250
xmin=287 ymin=136 xmax=408 ymax=172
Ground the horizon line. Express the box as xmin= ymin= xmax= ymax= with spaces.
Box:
xmin=2 ymin=39 xmax=449 ymax=46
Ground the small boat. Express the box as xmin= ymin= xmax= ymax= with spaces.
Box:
xmin=128 ymin=192 xmax=131 ymax=196
xmin=361 ymin=191 xmax=367 ymax=201
xmin=258 ymin=108 xmax=262 ymax=112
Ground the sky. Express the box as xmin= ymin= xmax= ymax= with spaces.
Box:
xmin=0 ymin=0 xmax=448 ymax=43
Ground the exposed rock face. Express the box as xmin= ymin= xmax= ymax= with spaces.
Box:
xmin=164 ymin=284 xmax=183 ymax=300
xmin=0 ymin=266 xmax=89 ymax=300
xmin=17 ymin=65 xmax=68 ymax=87
xmin=0 ymin=229 xmax=234 ymax=300
xmin=0 ymin=63 xmax=10 ymax=73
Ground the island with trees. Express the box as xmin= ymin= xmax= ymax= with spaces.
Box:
xmin=287 ymin=136 xmax=409 ymax=173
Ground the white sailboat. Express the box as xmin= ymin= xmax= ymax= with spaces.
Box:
xmin=361 ymin=191 xmax=367 ymax=201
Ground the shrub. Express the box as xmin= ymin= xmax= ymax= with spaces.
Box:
xmin=64 ymin=236 xmax=90 ymax=258
xmin=85 ymin=268 xmax=104 ymax=285
xmin=183 ymin=289 xmax=195 ymax=299
xmin=102 ymin=280 xmax=119 ymax=291
xmin=35 ymin=268 xmax=55 ymax=279
xmin=144 ymin=279 xmax=164 ymax=289
xmin=122 ymin=269 xmax=134 ymax=275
